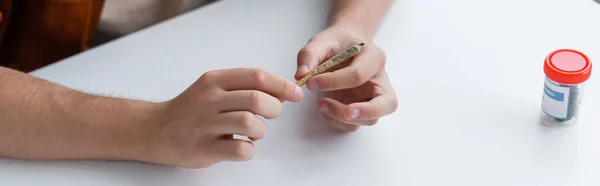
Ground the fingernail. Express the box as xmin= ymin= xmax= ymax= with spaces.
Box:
xmin=351 ymin=109 xmax=361 ymax=119
xmin=320 ymin=103 xmax=329 ymax=113
xmin=308 ymin=82 xmax=319 ymax=91
xmin=299 ymin=65 xmax=309 ymax=74
xmin=294 ymin=85 xmax=303 ymax=98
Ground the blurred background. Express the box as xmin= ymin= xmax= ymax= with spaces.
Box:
xmin=93 ymin=0 xmax=218 ymax=46
xmin=0 ymin=0 xmax=218 ymax=72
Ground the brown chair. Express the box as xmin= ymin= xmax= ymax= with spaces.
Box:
xmin=0 ymin=0 xmax=105 ymax=72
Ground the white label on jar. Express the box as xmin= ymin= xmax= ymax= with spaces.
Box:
xmin=542 ymin=78 xmax=570 ymax=119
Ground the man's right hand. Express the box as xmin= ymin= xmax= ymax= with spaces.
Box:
xmin=145 ymin=68 xmax=303 ymax=169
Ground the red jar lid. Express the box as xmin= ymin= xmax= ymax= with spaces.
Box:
xmin=544 ymin=49 xmax=592 ymax=84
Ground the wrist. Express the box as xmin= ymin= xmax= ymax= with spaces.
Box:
xmin=329 ymin=17 xmax=374 ymax=41
xmin=64 ymin=93 xmax=167 ymax=163
xmin=125 ymin=101 xmax=168 ymax=164
xmin=327 ymin=19 xmax=373 ymax=41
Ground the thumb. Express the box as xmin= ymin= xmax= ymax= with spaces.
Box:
xmin=295 ymin=40 xmax=339 ymax=80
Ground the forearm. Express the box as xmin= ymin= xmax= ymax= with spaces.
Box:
xmin=0 ymin=67 xmax=159 ymax=161
xmin=328 ymin=0 xmax=393 ymax=40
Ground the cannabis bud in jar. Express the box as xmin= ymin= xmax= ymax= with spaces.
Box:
xmin=540 ymin=49 xmax=592 ymax=127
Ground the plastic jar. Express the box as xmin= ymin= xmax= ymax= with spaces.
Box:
xmin=540 ymin=49 xmax=592 ymax=126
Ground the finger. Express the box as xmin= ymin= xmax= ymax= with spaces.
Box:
xmin=295 ymin=39 xmax=340 ymax=79
xmin=212 ymin=139 xmax=255 ymax=162
xmin=318 ymin=98 xmax=380 ymax=126
xmin=218 ymin=90 xmax=282 ymax=119
xmin=207 ymin=68 xmax=303 ymax=102
xmin=214 ymin=111 xmax=267 ymax=141
xmin=324 ymin=115 xmax=360 ymax=132
xmin=306 ymin=44 xmax=386 ymax=91
xmin=347 ymin=93 xmax=398 ymax=121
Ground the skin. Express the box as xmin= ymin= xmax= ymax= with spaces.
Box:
xmin=0 ymin=0 xmax=396 ymax=168
xmin=296 ymin=0 xmax=398 ymax=132
xmin=0 ymin=67 xmax=302 ymax=169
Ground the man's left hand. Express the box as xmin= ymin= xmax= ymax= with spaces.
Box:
xmin=295 ymin=23 xmax=398 ymax=132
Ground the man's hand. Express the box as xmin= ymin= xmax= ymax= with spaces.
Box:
xmin=0 ymin=67 xmax=301 ymax=168
xmin=146 ymin=68 xmax=303 ymax=168
xmin=295 ymin=23 xmax=397 ymax=132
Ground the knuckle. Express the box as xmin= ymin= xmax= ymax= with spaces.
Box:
xmin=331 ymin=121 xmax=360 ymax=132
xmin=308 ymin=35 xmax=322 ymax=43
xmin=233 ymin=142 xmax=253 ymax=161
xmin=345 ymin=125 xmax=360 ymax=132
xmin=329 ymin=73 xmax=338 ymax=89
xmin=371 ymin=106 xmax=381 ymax=120
xmin=379 ymin=49 xmax=387 ymax=66
xmin=256 ymin=123 xmax=267 ymax=140
xmin=239 ymin=112 xmax=256 ymax=133
xmin=327 ymin=117 xmax=359 ymax=132
xmin=196 ymin=90 xmax=220 ymax=104
xmin=298 ymin=47 xmax=313 ymax=59
xmin=280 ymin=81 xmax=290 ymax=98
xmin=183 ymin=161 xmax=214 ymax=169
xmin=328 ymin=121 xmax=344 ymax=130
xmin=391 ymin=98 xmax=399 ymax=113
xmin=250 ymin=69 xmax=266 ymax=89
xmin=365 ymin=119 xmax=379 ymax=126
xmin=249 ymin=92 xmax=264 ymax=113
xmin=272 ymin=101 xmax=283 ymax=118
xmin=352 ymin=67 xmax=367 ymax=86
xmin=199 ymin=71 xmax=217 ymax=84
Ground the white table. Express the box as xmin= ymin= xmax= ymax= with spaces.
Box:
xmin=3 ymin=0 xmax=600 ymax=185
